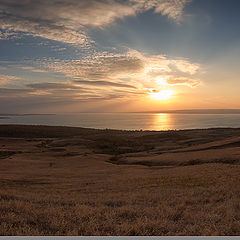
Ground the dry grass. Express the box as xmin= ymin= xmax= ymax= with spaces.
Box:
xmin=1 ymin=125 xmax=240 ymax=235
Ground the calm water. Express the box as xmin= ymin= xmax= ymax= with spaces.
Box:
xmin=1 ymin=113 xmax=240 ymax=130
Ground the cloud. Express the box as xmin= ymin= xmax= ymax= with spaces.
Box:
xmin=39 ymin=49 xmax=200 ymax=89
xmin=0 ymin=49 xmax=200 ymax=108
xmin=25 ymin=82 xmax=91 ymax=97
xmin=166 ymin=77 xmax=200 ymax=87
xmin=26 ymin=82 xmax=76 ymax=89
xmin=73 ymin=80 xmax=136 ymax=89
xmin=0 ymin=74 xmax=19 ymax=85
xmin=37 ymin=50 xmax=147 ymax=91
xmin=26 ymin=81 xmax=137 ymax=100
xmin=130 ymin=0 xmax=191 ymax=22
xmin=19 ymin=66 xmax=48 ymax=73
xmin=173 ymin=60 xmax=200 ymax=75
xmin=0 ymin=0 xmax=191 ymax=45
xmin=0 ymin=30 xmax=18 ymax=40
xmin=0 ymin=84 xmax=91 ymax=104
xmin=16 ymin=49 xmax=199 ymax=104
xmin=0 ymin=13 xmax=90 ymax=46
xmin=0 ymin=87 xmax=31 ymax=96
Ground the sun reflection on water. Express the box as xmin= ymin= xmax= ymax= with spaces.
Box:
xmin=150 ymin=113 xmax=174 ymax=130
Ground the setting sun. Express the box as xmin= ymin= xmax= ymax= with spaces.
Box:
xmin=149 ymin=89 xmax=175 ymax=101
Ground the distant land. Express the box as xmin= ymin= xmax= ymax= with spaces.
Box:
xmin=0 ymin=113 xmax=56 ymax=116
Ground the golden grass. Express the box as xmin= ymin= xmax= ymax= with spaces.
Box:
xmin=1 ymin=125 xmax=240 ymax=235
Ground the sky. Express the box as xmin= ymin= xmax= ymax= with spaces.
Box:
xmin=0 ymin=0 xmax=240 ymax=113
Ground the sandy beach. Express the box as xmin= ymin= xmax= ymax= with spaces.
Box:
xmin=1 ymin=125 xmax=240 ymax=235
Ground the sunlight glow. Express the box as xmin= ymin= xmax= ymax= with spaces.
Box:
xmin=156 ymin=77 xmax=168 ymax=86
xmin=149 ymin=89 xmax=175 ymax=101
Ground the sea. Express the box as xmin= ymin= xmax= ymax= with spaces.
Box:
xmin=1 ymin=113 xmax=240 ymax=131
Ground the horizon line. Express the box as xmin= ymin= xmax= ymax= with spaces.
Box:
xmin=2 ymin=109 xmax=240 ymax=115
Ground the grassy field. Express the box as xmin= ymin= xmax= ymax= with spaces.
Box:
xmin=1 ymin=125 xmax=240 ymax=235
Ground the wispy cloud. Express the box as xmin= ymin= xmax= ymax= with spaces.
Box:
xmin=73 ymin=80 xmax=136 ymax=89
xmin=0 ymin=87 xmax=30 ymax=96
xmin=0 ymin=30 xmax=18 ymax=40
xmin=0 ymin=74 xmax=19 ymax=85
xmin=25 ymin=82 xmax=92 ymax=98
xmin=130 ymin=0 xmax=191 ymax=22
xmin=173 ymin=60 xmax=200 ymax=75
xmin=19 ymin=66 xmax=48 ymax=73
xmin=26 ymin=82 xmax=78 ymax=90
xmin=166 ymin=77 xmax=200 ymax=87
xmin=0 ymin=0 xmax=191 ymax=46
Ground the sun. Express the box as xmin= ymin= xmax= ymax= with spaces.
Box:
xmin=149 ymin=89 xmax=175 ymax=101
